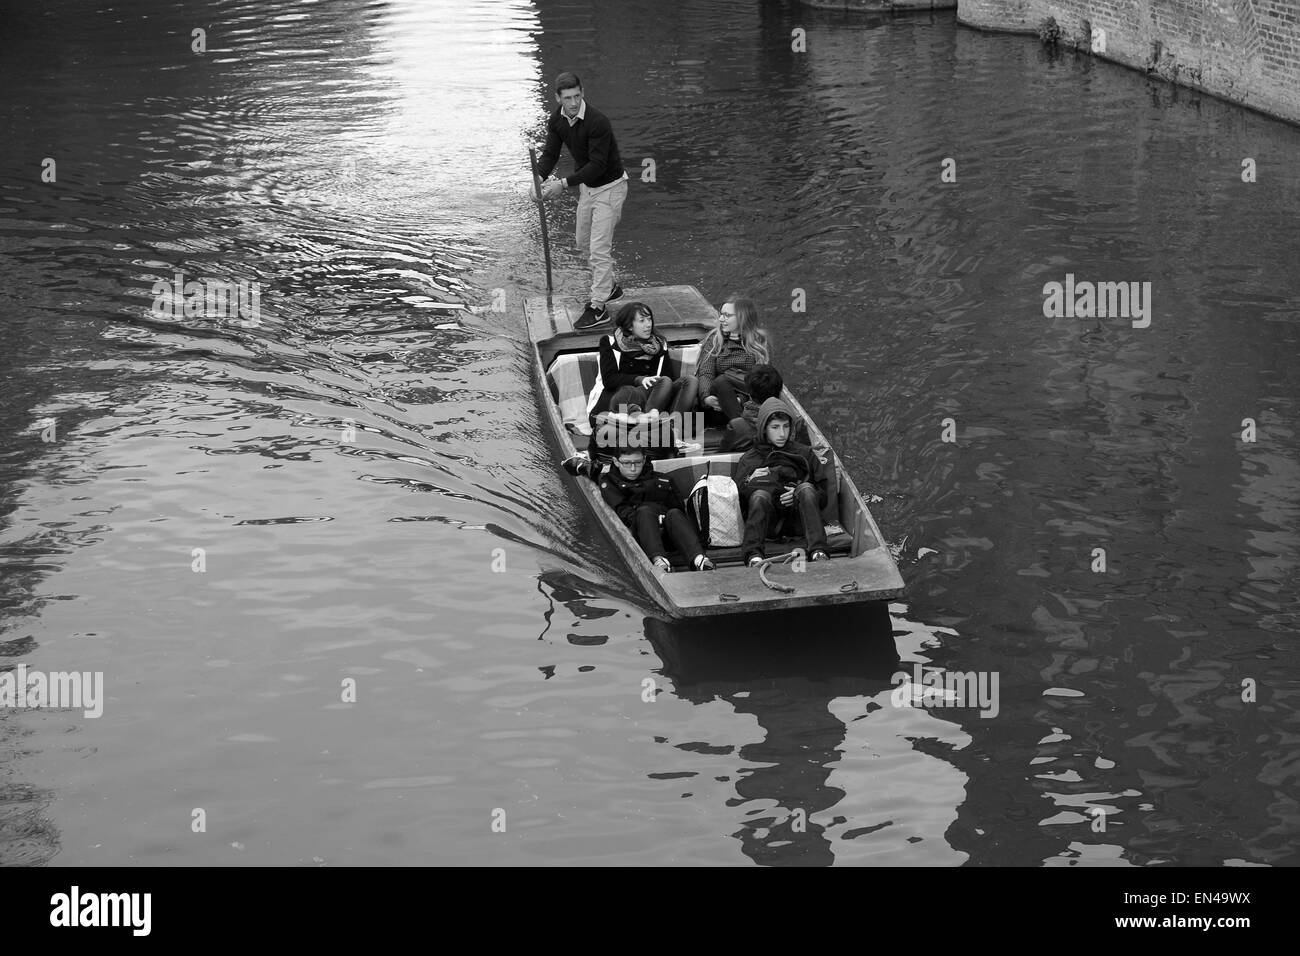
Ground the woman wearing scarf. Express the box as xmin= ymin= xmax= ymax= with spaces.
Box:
xmin=583 ymin=301 xmax=695 ymax=461
xmin=585 ymin=301 xmax=691 ymax=420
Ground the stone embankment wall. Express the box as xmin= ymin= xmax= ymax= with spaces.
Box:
xmin=957 ymin=0 xmax=1300 ymax=125
xmin=797 ymin=1 xmax=957 ymax=11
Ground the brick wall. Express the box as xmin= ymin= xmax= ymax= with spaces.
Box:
xmin=957 ymin=0 xmax=1300 ymax=125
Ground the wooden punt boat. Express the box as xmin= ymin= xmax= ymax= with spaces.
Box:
xmin=526 ymin=284 xmax=904 ymax=618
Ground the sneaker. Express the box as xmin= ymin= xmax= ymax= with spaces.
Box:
xmin=746 ymin=555 xmax=764 ymax=568
xmin=574 ymin=305 xmax=608 ymax=330
xmin=586 ymin=285 xmax=624 ymax=310
xmin=653 ymin=555 xmax=672 ymax=573
xmin=810 ymin=550 xmax=829 ymax=562
xmin=561 ymin=452 xmax=590 ymax=476
xmin=693 ymin=554 xmax=715 ymax=572
xmin=624 ymin=403 xmax=642 ymax=416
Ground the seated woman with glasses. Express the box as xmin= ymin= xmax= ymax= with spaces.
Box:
xmin=675 ymin=295 xmax=771 ymax=429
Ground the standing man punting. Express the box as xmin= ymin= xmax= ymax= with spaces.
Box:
xmin=535 ymin=72 xmax=629 ymax=330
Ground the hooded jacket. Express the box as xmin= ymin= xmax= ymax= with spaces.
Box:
xmin=736 ymin=392 xmax=809 ymax=443
xmin=734 ymin=398 xmax=828 ymax=507
xmin=577 ymin=457 xmax=686 ymax=527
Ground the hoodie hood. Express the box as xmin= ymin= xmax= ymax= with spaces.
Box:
xmin=755 ymin=397 xmax=801 ymax=448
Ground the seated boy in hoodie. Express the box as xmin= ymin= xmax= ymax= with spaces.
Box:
xmin=734 ymin=398 xmax=829 ymax=566
xmin=721 ymin=365 xmax=810 ymax=452
xmin=563 ymin=446 xmax=715 ymax=572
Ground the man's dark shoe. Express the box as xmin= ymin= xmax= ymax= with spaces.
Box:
xmin=584 ymin=285 xmax=623 ymax=311
xmin=574 ymin=305 xmax=608 ymax=330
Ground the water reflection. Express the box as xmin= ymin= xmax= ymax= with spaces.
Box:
xmin=649 ymin=606 xmax=912 ymax=866
xmin=535 ymin=567 xmax=635 ymax=646
xmin=0 ymin=636 xmax=59 ymax=866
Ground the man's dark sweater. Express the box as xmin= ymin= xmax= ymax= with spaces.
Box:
xmin=537 ymin=104 xmax=625 ymax=189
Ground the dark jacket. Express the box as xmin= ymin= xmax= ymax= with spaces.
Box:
xmin=734 ymin=398 xmax=828 ymax=508
xmin=576 ymin=458 xmax=685 ymax=527
xmin=536 ymin=104 xmax=625 ymax=189
xmin=736 ymin=392 xmax=809 ymax=444
xmin=587 ymin=332 xmax=675 ymax=417
xmin=696 ymin=335 xmax=755 ymax=399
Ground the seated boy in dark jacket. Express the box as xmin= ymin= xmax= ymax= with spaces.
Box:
xmin=734 ymin=398 xmax=829 ymax=566
xmin=721 ymin=365 xmax=810 ymax=452
xmin=563 ymin=447 xmax=714 ymax=572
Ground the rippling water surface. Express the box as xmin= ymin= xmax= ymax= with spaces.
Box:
xmin=1 ymin=0 xmax=1298 ymax=866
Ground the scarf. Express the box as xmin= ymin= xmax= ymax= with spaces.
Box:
xmin=615 ymin=327 xmax=662 ymax=357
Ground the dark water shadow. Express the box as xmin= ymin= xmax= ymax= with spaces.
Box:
xmin=645 ymin=604 xmax=901 ymax=865
xmin=647 ymin=602 xmax=898 ymax=682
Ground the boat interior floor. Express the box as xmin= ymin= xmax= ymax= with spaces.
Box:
xmin=657 ymin=530 xmax=855 ymax=571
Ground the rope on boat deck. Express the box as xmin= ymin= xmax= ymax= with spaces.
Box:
xmin=752 ymin=551 xmax=862 ymax=595
xmin=756 ymin=550 xmax=802 ymax=594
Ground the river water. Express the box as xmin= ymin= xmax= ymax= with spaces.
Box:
xmin=1 ymin=0 xmax=1297 ymax=866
